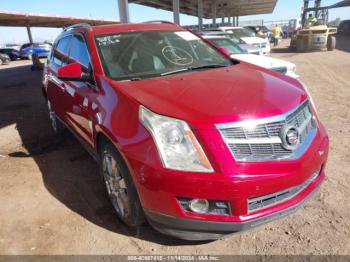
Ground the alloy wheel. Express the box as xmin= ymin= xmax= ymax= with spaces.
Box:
xmin=102 ymin=152 xmax=129 ymax=219
xmin=47 ymin=100 xmax=57 ymax=132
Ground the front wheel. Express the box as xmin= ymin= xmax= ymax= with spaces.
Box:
xmin=296 ymin=38 xmax=305 ymax=52
xmin=327 ymin=36 xmax=336 ymax=51
xmin=100 ymin=143 xmax=145 ymax=227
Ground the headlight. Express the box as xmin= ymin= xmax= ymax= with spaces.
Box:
xmin=299 ymin=80 xmax=317 ymax=113
xmin=139 ymin=106 xmax=213 ymax=173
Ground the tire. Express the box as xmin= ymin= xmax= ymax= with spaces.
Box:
xmin=296 ymin=38 xmax=305 ymax=52
xmin=100 ymin=142 xmax=145 ymax=227
xmin=327 ymin=36 xmax=336 ymax=51
xmin=47 ymin=100 xmax=65 ymax=135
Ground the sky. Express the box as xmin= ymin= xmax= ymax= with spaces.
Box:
xmin=0 ymin=0 xmax=349 ymax=45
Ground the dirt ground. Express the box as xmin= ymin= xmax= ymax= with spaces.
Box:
xmin=0 ymin=37 xmax=350 ymax=255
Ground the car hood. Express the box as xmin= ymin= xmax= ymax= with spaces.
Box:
xmin=114 ymin=64 xmax=307 ymax=128
xmin=240 ymin=36 xmax=268 ymax=44
xmin=231 ymin=54 xmax=295 ymax=70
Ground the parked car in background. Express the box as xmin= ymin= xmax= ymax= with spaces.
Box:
xmin=202 ymin=32 xmax=262 ymax=55
xmin=19 ymin=43 xmax=51 ymax=59
xmin=338 ymin=20 xmax=350 ymax=35
xmin=245 ymin=25 xmax=271 ymax=40
xmin=43 ymin=22 xmax=328 ymax=241
xmin=217 ymin=26 xmax=271 ymax=54
xmin=0 ymin=53 xmax=10 ymax=65
xmin=203 ymin=35 xmax=298 ymax=78
xmin=4 ymin=44 xmax=21 ymax=51
xmin=0 ymin=48 xmax=20 ymax=60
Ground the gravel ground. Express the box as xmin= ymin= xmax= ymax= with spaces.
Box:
xmin=0 ymin=37 xmax=349 ymax=255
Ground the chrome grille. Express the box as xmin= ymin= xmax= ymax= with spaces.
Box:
xmin=216 ymin=101 xmax=317 ymax=161
xmin=248 ymin=168 xmax=321 ymax=212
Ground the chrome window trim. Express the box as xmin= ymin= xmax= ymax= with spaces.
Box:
xmin=215 ymin=100 xmax=317 ymax=162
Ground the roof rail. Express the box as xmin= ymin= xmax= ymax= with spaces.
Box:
xmin=63 ymin=23 xmax=91 ymax=31
xmin=142 ymin=20 xmax=176 ymax=25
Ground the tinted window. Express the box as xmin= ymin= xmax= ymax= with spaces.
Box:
xmin=69 ymin=34 xmax=90 ymax=69
xmin=20 ymin=43 xmax=32 ymax=50
xmin=209 ymin=38 xmax=243 ymax=54
xmin=52 ymin=36 xmax=71 ymax=67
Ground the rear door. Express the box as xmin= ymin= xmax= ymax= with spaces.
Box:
xmin=46 ymin=35 xmax=72 ymax=122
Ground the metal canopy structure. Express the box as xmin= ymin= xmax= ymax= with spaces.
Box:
xmin=129 ymin=0 xmax=278 ymax=18
xmin=0 ymin=11 xmax=119 ymax=27
xmin=0 ymin=10 xmax=119 ymax=44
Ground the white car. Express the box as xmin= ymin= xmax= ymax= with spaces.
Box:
xmin=203 ymin=35 xmax=298 ymax=78
xmin=217 ymin=26 xmax=271 ymax=54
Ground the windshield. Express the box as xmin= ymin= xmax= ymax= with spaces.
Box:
xmin=226 ymin=28 xmax=256 ymax=38
xmin=95 ymin=30 xmax=231 ymax=81
xmin=208 ymin=38 xmax=243 ymax=54
xmin=224 ymin=34 xmax=244 ymax=44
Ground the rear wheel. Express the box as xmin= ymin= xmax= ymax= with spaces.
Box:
xmin=47 ymin=100 xmax=65 ymax=135
xmin=327 ymin=36 xmax=336 ymax=51
xmin=100 ymin=142 xmax=145 ymax=227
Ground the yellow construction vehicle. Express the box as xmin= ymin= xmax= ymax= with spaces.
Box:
xmin=290 ymin=0 xmax=345 ymax=52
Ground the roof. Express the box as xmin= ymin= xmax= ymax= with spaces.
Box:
xmin=218 ymin=26 xmax=243 ymax=30
xmin=129 ymin=0 xmax=278 ymax=18
xmin=0 ymin=11 xmax=119 ymax=27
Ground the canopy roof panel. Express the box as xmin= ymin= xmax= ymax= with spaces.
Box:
xmin=0 ymin=11 xmax=119 ymax=27
xmin=129 ymin=0 xmax=278 ymax=18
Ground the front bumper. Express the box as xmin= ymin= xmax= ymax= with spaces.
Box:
xmin=125 ymin=117 xmax=329 ymax=240
xmin=144 ymin=168 xmax=324 ymax=240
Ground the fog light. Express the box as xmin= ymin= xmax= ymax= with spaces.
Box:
xmin=177 ymin=197 xmax=231 ymax=215
xmin=189 ymin=199 xmax=209 ymax=214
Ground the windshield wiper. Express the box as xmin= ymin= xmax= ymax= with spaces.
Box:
xmin=161 ymin=64 xmax=228 ymax=76
xmin=161 ymin=68 xmax=190 ymax=76
xmin=188 ymin=64 xmax=228 ymax=71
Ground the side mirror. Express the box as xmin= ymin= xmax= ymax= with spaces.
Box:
xmin=57 ymin=62 xmax=92 ymax=82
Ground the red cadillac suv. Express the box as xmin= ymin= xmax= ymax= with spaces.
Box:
xmin=42 ymin=22 xmax=329 ymax=240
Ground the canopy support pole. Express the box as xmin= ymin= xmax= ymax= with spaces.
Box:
xmin=198 ymin=0 xmax=203 ymax=31
xmin=173 ymin=0 xmax=180 ymax=24
xmin=118 ymin=0 xmax=130 ymax=23
xmin=26 ymin=25 xmax=33 ymax=43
